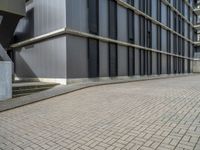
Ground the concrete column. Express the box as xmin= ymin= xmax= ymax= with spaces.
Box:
xmin=0 ymin=61 xmax=12 ymax=100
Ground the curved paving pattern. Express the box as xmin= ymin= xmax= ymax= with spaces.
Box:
xmin=0 ymin=76 xmax=200 ymax=150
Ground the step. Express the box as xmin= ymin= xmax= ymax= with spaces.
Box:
xmin=13 ymin=87 xmax=52 ymax=95
xmin=13 ymin=82 xmax=58 ymax=90
xmin=12 ymin=82 xmax=59 ymax=98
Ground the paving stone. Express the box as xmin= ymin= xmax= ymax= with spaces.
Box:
xmin=0 ymin=75 xmax=200 ymax=150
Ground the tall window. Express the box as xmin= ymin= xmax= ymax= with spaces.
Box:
xmin=88 ymin=0 xmax=99 ymax=78
xmin=188 ymin=42 xmax=191 ymax=73
xmin=157 ymin=26 xmax=162 ymax=75
xmin=182 ymin=39 xmax=185 ymax=73
xmin=147 ymin=20 xmax=152 ymax=75
xmin=127 ymin=1 xmax=135 ymax=76
xmin=139 ymin=0 xmax=152 ymax=75
xmin=108 ymin=0 xmax=118 ymax=77
xmin=167 ymin=6 xmax=171 ymax=74
xmin=88 ymin=0 xmax=99 ymax=34
xmin=156 ymin=0 xmax=162 ymax=75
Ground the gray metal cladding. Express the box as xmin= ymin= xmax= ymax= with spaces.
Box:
xmin=118 ymin=46 xmax=128 ymax=76
xmin=185 ymin=41 xmax=188 ymax=57
xmin=152 ymin=52 xmax=157 ymax=75
xmin=161 ymin=29 xmax=167 ymax=52
xmin=99 ymin=42 xmax=109 ymax=77
xmin=133 ymin=0 xmax=139 ymax=10
xmin=34 ymin=0 xmax=66 ymax=36
xmin=14 ymin=0 xmax=67 ymax=80
xmin=162 ymin=54 xmax=167 ymax=74
xmin=67 ymin=35 xmax=88 ymax=78
xmin=152 ymin=24 xmax=157 ymax=49
xmin=99 ymin=0 xmax=108 ymax=37
xmin=15 ymin=36 xmax=67 ymax=78
xmin=185 ymin=60 xmax=188 ymax=73
xmin=171 ymin=36 xmax=174 ymax=56
xmin=151 ymin=0 xmax=157 ymax=20
xmin=134 ymin=15 xmax=140 ymax=45
xmin=66 ymin=0 xmax=88 ymax=32
xmin=15 ymin=0 xmax=66 ymax=40
xmin=134 ymin=48 xmax=140 ymax=75
xmin=117 ymin=5 xmax=128 ymax=42
xmin=161 ymin=2 xmax=167 ymax=26
xmin=171 ymin=57 xmax=174 ymax=74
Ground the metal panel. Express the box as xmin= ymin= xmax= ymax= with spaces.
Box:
xmin=66 ymin=0 xmax=88 ymax=33
xmin=134 ymin=15 xmax=139 ymax=45
xmin=134 ymin=0 xmax=139 ymax=9
xmin=118 ymin=46 xmax=128 ymax=76
xmin=99 ymin=0 xmax=108 ymax=37
xmin=152 ymin=52 xmax=157 ymax=75
xmin=161 ymin=2 xmax=167 ymax=26
xmin=99 ymin=42 xmax=109 ymax=77
xmin=151 ymin=0 xmax=157 ymax=20
xmin=67 ymin=35 xmax=88 ymax=78
xmin=117 ymin=4 xmax=128 ymax=42
xmin=109 ymin=43 xmax=118 ymax=77
xmin=152 ymin=24 xmax=157 ymax=49
xmin=34 ymin=0 xmax=66 ymax=36
xmin=15 ymin=36 xmax=67 ymax=78
xmin=161 ymin=28 xmax=167 ymax=52
xmin=15 ymin=0 xmax=66 ymax=39
xmin=134 ymin=48 xmax=140 ymax=75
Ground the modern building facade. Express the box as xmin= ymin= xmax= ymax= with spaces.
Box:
xmin=9 ymin=0 xmax=198 ymax=84
xmin=194 ymin=0 xmax=200 ymax=57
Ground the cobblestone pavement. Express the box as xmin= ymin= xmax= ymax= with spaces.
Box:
xmin=1 ymin=76 xmax=200 ymax=150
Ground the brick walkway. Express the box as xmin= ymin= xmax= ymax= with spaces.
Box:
xmin=0 ymin=75 xmax=200 ymax=150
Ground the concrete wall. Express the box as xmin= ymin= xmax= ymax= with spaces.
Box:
xmin=0 ymin=61 xmax=12 ymax=100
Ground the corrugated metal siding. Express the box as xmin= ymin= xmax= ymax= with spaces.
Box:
xmin=134 ymin=48 xmax=140 ymax=75
xmin=15 ymin=36 xmax=67 ymax=78
xmin=15 ymin=0 xmax=67 ymax=79
xmin=118 ymin=46 xmax=128 ymax=76
xmin=67 ymin=35 xmax=88 ymax=78
xmin=66 ymin=0 xmax=88 ymax=33
xmin=34 ymin=0 xmax=66 ymax=36
xmin=99 ymin=0 xmax=108 ymax=37
xmin=117 ymin=5 xmax=128 ymax=42
xmin=152 ymin=52 xmax=157 ymax=75
xmin=162 ymin=29 xmax=167 ymax=52
xmin=162 ymin=54 xmax=167 ymax=74
xmin=99 ymin=42 xmax=109 ymax=77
